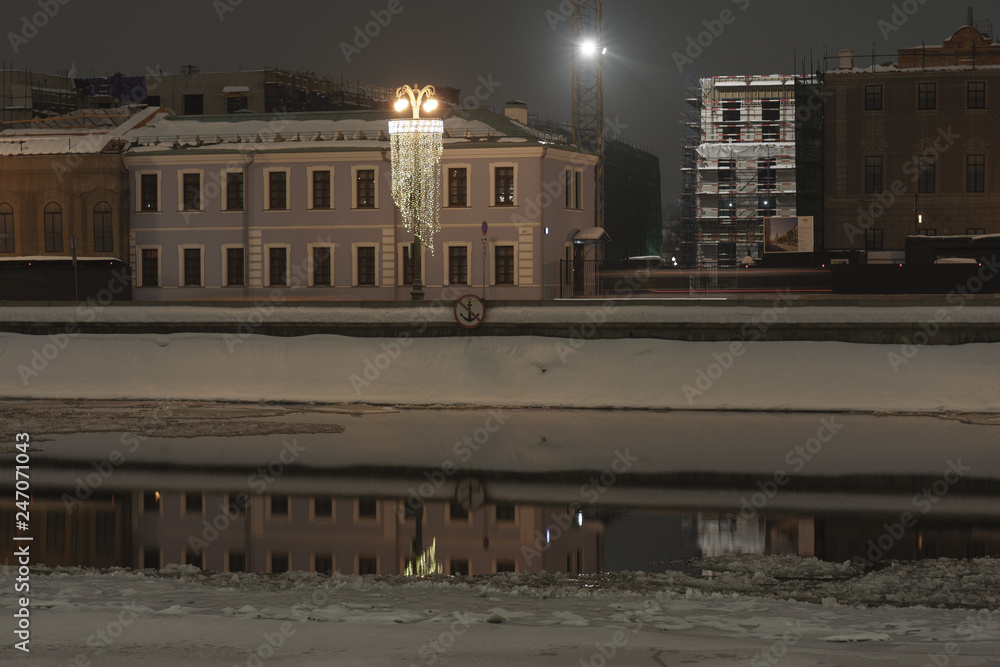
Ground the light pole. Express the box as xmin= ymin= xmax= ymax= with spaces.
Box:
xmin=389 ymin=84 xmax=443 ymax=301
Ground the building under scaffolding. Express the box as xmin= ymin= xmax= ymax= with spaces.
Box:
xmin=681 ymin=74 xmax=818 ymax=269
xmin=0 ymin=68 xmax=80 ymax=124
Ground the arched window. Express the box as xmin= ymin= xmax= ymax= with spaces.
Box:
xmin=94 ymin=202 xmax=113 ymax=252
xmin=0 ymin=204 xmax=13 ymax=253
xmin=44 ymin=203 xmax=62 ymax=253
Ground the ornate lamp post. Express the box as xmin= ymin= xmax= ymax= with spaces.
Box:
xmin=389 ymin=84 xmax=443 ymax=301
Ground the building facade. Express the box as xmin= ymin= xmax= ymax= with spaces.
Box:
xmin=824 ymin=22 xmax=1000 ymax=252
xmin=681 ymin=75 xmax=807 ymax=268
xmin=123 ymin=108 xmax=597 ymax=301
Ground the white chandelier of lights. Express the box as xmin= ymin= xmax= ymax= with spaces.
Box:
xmin=389 ymin=84 xmax=443 ymax=253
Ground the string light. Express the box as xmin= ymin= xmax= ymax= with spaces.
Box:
xmin=389 ymin=85 xmax=443 ymax=253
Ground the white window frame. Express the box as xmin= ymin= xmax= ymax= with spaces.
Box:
xmin=220 ymin=243 xmax=245 ymax=287
xmin=311 ymin=551 xmax=336 ymax=574
xmin=264 ymin=243 xmax=291 ymax=287
xmin=306 ymin=242 xmax=335 ymax=287
xmin=176 ymin=170 xmax=204 ymax=212
xmin=353 ymin=498 xmax=381 ymax=523
xmin=352 ymin=242 xmax=379 ymax=286
xmin=490 ymin=162 xmax=518 ymax=208
xmin=490 ymin=242 xmax=518 ymax=286
xmin=443 ymin=162 xmax=472 ymax=208
xmin=267 ymin=550 xmax=291 ymax=574
xmin=306 ymin=166 xmax=334 ymax=211
xmin=309 ymin=497 xmax=336 ymax=522
xmin=263 ymin=167 xmax=290 ymax=211
xmin=564 ymin=168 xmax=573 ymax=209
xmin=136 ymin=244 xmax=161 ymax=288
xmin=266 ymin=495 xmax=292 ymax=521
xmin=221 ymin=168 xmax=246 ymax=212
xmin=443 ymin=241 xmax=473 ymax=286
xmin=355 ymin=554 xmax=380 ymax=575
xmin=396 ymin=242 xmax=427 ymax=287
xmin=351 ymin=165 xmax=380 ymax=210
xmin=177 ymin=244 xmax=205 ymax=287
xmin=223 ymin=547 xmax=244 ymax=573
xmin=136 ymin=170 xmax=161 ymax=213
xmin=181 ymin=491 xmax=205 ymax=519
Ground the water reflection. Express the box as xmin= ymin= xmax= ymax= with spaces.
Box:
xmin=3 ymin=488 xmax=999 ymax=575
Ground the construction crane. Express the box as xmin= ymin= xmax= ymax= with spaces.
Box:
xmin=571 ymin=0 xmax=604 ymax=231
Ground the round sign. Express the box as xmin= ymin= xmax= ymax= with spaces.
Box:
xmin=455 ymin=477 xmax=485 ymax=511
xmin=481 ymin=220 xmax=488 ymax=235
xmin=454 ymin=294 xmax=486 ymax=329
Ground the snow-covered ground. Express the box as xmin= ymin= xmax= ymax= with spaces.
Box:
xmin=3 ymin=558 xmax=999 ymax=666
xmin=2 ymin=331 xmax=1000 ymax=412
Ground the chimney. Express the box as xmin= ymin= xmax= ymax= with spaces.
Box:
xmin=504 ymin=100 xmax=528 ymax=125
xmin=967 ymin=6 xmax=974 ymax=26
xmin=839 ymin=49 xmax=855 ymax=70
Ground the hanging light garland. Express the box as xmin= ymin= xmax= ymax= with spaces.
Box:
xmin=389 ymin=84 xmax=443 ymax=254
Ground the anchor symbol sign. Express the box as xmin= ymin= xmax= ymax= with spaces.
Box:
xmin=454 ymin=295 xmax=486 ymax=329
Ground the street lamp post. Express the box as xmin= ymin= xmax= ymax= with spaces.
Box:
xmin=389 ymin=84 xmax=443 ymax=301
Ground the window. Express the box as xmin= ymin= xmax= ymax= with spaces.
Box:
xmin=315 ymin=554 xmax=333 ymax=575
xmin=0 ymin=203 xmax=14 ymax=252
xmin=226 ymin=95 xmax=248 ymax=114
xmin=225 ymin=494 xmax=246 ymax=518
xmin=226 ymin=172 xmax=244 ymax=211
xmin=358 ymin=556 xmax=378 ymax=575
xmin=448 ymin=168 xmax=467 ymax=207
xmin=356 ymin=169 xmax=375 ymax=208
xmin=312 ymin=246 xmax=331 ymax=286
xmin=142 ymin=491 xmax=159 ymax=513
xmin=720 ymin=198 xmax=736 ymax=219
xmin=494 ymin=245 xmax=514 ymax=285
xmin=758 ymin=159 xmax=776 ymax=190
xmin=145 ymin=95 xmax=160 ymax=106
xmin=495 ymin=559 xmax=516 ymax=573
xmin=185 ymin=549 xmax=203 ymax=569
xmin=184 ymin=493 xmax=203 ymax=516
xmin=574 ymin=171 xmax=582 ymax=209
xmin=718 ymin=160 xmax=735 ymax=190
xmin=968 ymin=155 xmax=986 ymax=193
xmin=918 ymin=83 xmax=936 ymax=110
xmin=313 ymin=497 xmax=333 ymax=518
xmin=182 ymin=172 xmax=201 ymax=211
xmin=968 ymin=228 xmax=986 ymax=235
xmin=865 ymin=85 xmax=882 ymax=110
xmin=93 ymin=202 xmax=113 ymax=252
xmin=762 ymin=124 xmax=779 ymax=142
xmin=917 ymin=228 xmax=937 ymax=236
xmin=401 ymin=245 xmax=414 ymax=286
xmin=968 ymin=81 xmax=986 ymax=109
xmin=918 ymin=155 xmax=936 ymax=194
xmin=183 ymin=94 xmax=204 ymax=115
xmin=495 ymin=502 xmax=516 ymax=522
xmin=448 ymin=501 xmax=469 ymax=521
xmin=311 ymin=169 xmax=331 ymax=209
xmin=268 ymin=247 xmax=287 ymax=286
xmin=450 ymin=558 xmax=469 ymax=576
xmin=356 ymin=246 xmax=375 ymax=286
xmin=141 ymin=249 xmax=159 ymax=287
xmin=565 ymin=170 xmax=572 ymax=208
xmin=761 ymin=100 xmax=780 ymax=122
xmin=865 ymin=229 xmax=884 ymax=250
xmin=722 ymin=124 xmax=740 ymax=142
xmin=758 ymin=195 xmax=776 ymax=217
xmin=226 ymin=247 xmax=244 ymax=286
xmin=270 ymin=552 xmax=289 ymax=574
xmin=722 ymin=101 xmax=741 ymax=122
xmin=357 ymin=498 xmax=377 ymax=519
xmin=44 ymin=203 xmax=62 ymax=252
xmin=143 ymin=547 xmax=160 ymax=569
xmin=270 ymin=495 xmax=289 ymax=517
xmin=268 ymin=171 xmax=287 ymax=210
xmin=865 ymin=156 xmax=883 ymax=194
xmin=140 ymin=173 xmax=159 ymax=211
xmin=449 ymin=246 xmax=468 ymax=285
xmin=183 ymin=247 xmax=202 ymax=286
xmin=494 ymin=167 xmax=514 ymax=206
xmin=228 ymin=550 xmax=246 ymax=572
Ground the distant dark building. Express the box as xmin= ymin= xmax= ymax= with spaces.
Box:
xmin=604 ymin=139 xmax=662 ymax=261
xmin=824 ymin=17 xmax=1000 ymax=253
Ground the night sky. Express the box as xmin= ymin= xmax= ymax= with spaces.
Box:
xmin=1 ymin=0 xmax=994 ymax=205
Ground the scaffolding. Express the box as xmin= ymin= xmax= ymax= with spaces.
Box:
xmin=262 ymin=67 xmax=393 ymax=112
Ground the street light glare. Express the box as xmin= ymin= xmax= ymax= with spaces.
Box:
xmin=423 ymin=99 xmax=438 ymax=113
xmin=394 ymin=98 xmax=409 ymax=112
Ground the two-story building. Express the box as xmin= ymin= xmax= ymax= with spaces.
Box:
xmin=123 ymin=107 xmax=597 ymax=301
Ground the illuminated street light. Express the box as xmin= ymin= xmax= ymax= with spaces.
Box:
xmin=389 ymin=84 xmax=443 ymax=301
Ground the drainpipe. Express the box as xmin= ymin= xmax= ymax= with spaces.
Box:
xmin=243 ymin=150 xmax=256 ymax=299
xmin=539 ymin=146 xmax=547 ymax=300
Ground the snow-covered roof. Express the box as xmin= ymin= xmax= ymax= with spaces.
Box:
xmin=0 ymin=106 xmax=159 ymax=156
